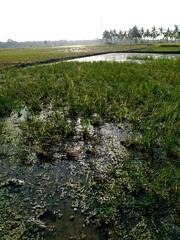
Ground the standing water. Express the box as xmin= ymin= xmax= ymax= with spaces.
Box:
xmin=67 ymin=52 xmax=180 ymax=63
xmin=0 ymin=108 xmax=130 ymax=239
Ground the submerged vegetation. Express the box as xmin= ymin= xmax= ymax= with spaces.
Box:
xmin=0 ymin=45 xmax=180 ymax=239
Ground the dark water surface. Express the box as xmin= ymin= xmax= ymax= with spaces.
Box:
xmin=0 ymin=111 xmax=128 ymax=239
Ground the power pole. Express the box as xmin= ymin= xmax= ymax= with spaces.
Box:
xmin=100 ymin=16 xmax=103 ymax=43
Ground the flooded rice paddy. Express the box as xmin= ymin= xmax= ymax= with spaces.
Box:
xmin=1 ymin=55 xmax=179 ymax=239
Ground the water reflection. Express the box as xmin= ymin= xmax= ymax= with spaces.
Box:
xmin=68 ymin=53 xmax=180 ymax=63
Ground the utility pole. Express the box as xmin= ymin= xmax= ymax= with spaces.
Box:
xmin=100 ymin=16 xmax=103 ymax=43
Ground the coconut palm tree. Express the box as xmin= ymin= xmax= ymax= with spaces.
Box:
xmin=140 ymin=27 xmax=145 ymax=43
xmin=103 ymin=30 xmax=112 ymax=44
xmin=151 ymin=26 xmax=158 ymax=43
xmin=159 ymin=27 xmax=164 ymax=41
xmin=144 ymin=29 xmax=151 ymax=42
xmin=117 ymin=30 xmax=123 ymax=43
xmin=128 ymin=25 xmax=141 ymax=43
xmin=112 ymin=29 xmax=118 ymax=43
xmin=123 ymin=31 xmax=128 ymax=43
xmin=173 ymin=25 xmax=179 ymax=42
xmin=163 ymin=28 xmax=171 ymax=42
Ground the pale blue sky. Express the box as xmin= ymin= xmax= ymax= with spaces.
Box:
xmin=0 ymin=0 xmax=179 ymax=42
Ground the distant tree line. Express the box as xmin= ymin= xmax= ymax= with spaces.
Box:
xmin=102 ymin=25 xmax=180 ymax=44
xmin=0 ymin=39 xmax=101 ymax=49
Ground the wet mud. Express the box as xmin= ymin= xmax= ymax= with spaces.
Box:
xmin=0 ymin=108 xmax=130 ymax=239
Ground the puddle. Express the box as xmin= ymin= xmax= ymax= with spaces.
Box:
xmin=1 ymin=106 xmax=177 ymax=238
xmin=0 ymin=107 xmax=130 ymax=239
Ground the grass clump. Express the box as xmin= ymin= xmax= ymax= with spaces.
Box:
xmin=1 ymin=59 xmax=179 ymax=157
xmin=0 ymin=59 xmax=179 ymax=160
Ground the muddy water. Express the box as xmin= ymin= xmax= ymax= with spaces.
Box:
xmin=0 ymin=110 xmax=129 ymax=239
xmin=67 ymin=52 xmax=180 ymax=63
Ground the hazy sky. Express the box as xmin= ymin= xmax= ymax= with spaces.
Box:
xmin=1 ymin=0 xmax=179 ymax=42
